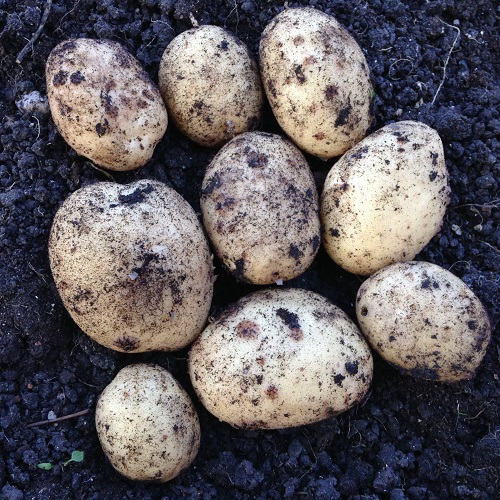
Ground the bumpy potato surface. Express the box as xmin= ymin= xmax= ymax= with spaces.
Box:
xmin=356 ymin=261 xmax=491 ymax=382
xmin=96 ymin=364 xmax=200 ymax=482
xmin=260 ymin=7 xmax=373 ymax=158
xmin=159 ymin=25 xmax=263 ymax=147
xmin=189 ymin=288 xmax=373 ymax=429
xmin=201 ymin=132 xmax=321 ymax=284
xmin=46 ymin=38 xmax=168 ymax=171
xmin=49 ymin=179 xmax=213 ymax=352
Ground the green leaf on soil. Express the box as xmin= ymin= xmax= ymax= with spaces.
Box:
xmin=37 ymin=462 xmax=53 ymax=470
xmin=63 ymin=450 xmax=84 ymax=466
xmin=70 ymin=450 xmax=84 ymax=463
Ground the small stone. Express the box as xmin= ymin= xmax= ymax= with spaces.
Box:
xmin=15 ymin=91 xmax=50 ymax=114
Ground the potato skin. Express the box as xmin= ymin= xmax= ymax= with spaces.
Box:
xmin=200 ymin=132 xmax=321 ymax=284
xmin=321 ymin=121 xmax=450 ymax=275
xmin=259 ymin=7 xmax=373 ymax=159
xmin=189 ymin=288 xmax=373 ymax=429
xmin=48 ymin=179 xmax=213 ymax=352
xmin=158 ymin=25 xmax=263 ymax=147
xmin=356 ymin=261 xmax=491 ymax=383
xmin=46 ymin=38 xmax=168 ymax=171
xmin=95 ymin=364 xmax=200 ymax=482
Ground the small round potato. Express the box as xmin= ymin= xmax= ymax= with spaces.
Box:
xmin=189 ymin=288 xmax=373 ymax=429
xmin=95 ymin=364 xmax=200 ymax=482
xmin=356 ymin=261 xmax=491 ymax=383
xmin=321 ymin=121 xmax=450 ymax=275
xmin=48 ymin=179 xmax=213 ymax=352
xmin=200 ymin=132 xmax=321 ymax=285
xmin=46 ymin=38 xmax=168 ymax=171
xmin=259 ymin=7 xmax=373 ymax=159
xmin=158 ymin=25 xmax=263 ymax=147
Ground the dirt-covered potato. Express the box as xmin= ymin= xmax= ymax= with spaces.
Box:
xmin=48 ymin=179 xmax=213 ymax=352
xmin=46 ymin=38 xmax=168 ymax=171
xmin=95 ymin=364 xmax=200 ymax=482
xmin=321 ymin=121 xmax=450 ymax=275
xmin=356 ymin=261 xmax=491 ymax=383
xmin=158 ymin=25 xmax=263 ymax=147
xmin=200 ymin=132 xmax=320 ymax=284
xmin=189 ymin=288 xmax=373 ymax=429
xmin=259 ymin=7 xmax=373 ymax=159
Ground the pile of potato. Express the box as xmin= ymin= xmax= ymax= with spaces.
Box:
xmin=45 ymin=7 xmax=491 ymax=483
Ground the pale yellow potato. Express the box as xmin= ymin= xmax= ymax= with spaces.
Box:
xmin=95 ymin=364 xmax=200 ymax=482
xmin=200 ymin=132 xmax=321 ymax=285
xmin=46 ymin=38 xmax=168 ymax=171
xmin=158 ymin=25 xmax=263 ymax=147
xmin=356 ymin=261 xmax=491 ymax=383
xmin=189 ymin=288 xmax=373 ymax=429
xmin=321 ymin=121 xmax=450 ymax=275
xmin=48 ymin=179 xmax=213 ymax=352
xmin=259 ymin=7 xmax=373 ymax=159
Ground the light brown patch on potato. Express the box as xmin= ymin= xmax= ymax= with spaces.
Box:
xmin=236 ymin=320 xmax=260 ymax=339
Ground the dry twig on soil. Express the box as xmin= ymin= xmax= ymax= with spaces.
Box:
xmin=16 ymin=0 xmax=53 ymax=64
xmin=26 ymin=409 xmax=90 ymax=428
xmin=431 ymin=18 xmax=461 ymax=104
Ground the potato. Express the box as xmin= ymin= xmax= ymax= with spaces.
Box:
xmin=95 ymin=364 xmax=200 ymax=482
xmin=200 ymin=132 xmax=320 ymax=284
xmin=48 ymin=179 xmax=213 ymax=352
xmin=321 ymin=121 xmax=450 ymax=275
xmin=158 ymin=25 xmax=263 ymax=147
xmin=46 ymin=38 xmax=168 ymax=171
xmin=356 ymin=261 xmax=491 ymax=383
xmin=259 ymin=7 xmax=373 ymax=159
xmin=189 ymin=288 xmax=373 ymax=429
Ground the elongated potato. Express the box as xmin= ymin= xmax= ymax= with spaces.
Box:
xmin=49 ymin=179 xmax=213 ymax=352
xmin=200 ymin=132 xmax=321 ymax=284
xmin=321 ymin=121 xmax=450 ymax=275
xmin=259 ymin=7 xmax=373 ymax=159
xmin=356 ymin=261 xmax=491 ymax=382
xmin=189 ymin=288 xmax=373 ymax=429
xmin=46 ymin=38 xmax=168 ymax=171
xmin=159 ymin=25 xmax=263 ymax=147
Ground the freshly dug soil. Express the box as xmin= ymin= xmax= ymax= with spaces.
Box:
xmin=0 ymin=1 xmax=498 ymax=498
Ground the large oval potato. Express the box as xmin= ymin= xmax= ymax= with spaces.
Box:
xmin=159 ymin=25 xmax=263 ymax=147
xmin=46 ymin=38 xmax=168 ymax=171
xmin=95 ymin=364 xmax=200 ymax=482
xmin=356 ymin=261 xmax=491 ymax=383
xmin=259 ymin=7 xmax=373 ymax=159
xmin=200 ymin=132 xmax=321 ymax=285
xmin=189 ymin=288 xmax=373 ymax=429
xmin=321 ymin=120 xmax=450 ymax=275
xmin=48 ymin=179 xmax=213 ymax=352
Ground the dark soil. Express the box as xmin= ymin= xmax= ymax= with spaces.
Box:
xmin=0 ymin=0 xmax=499 ymax=498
